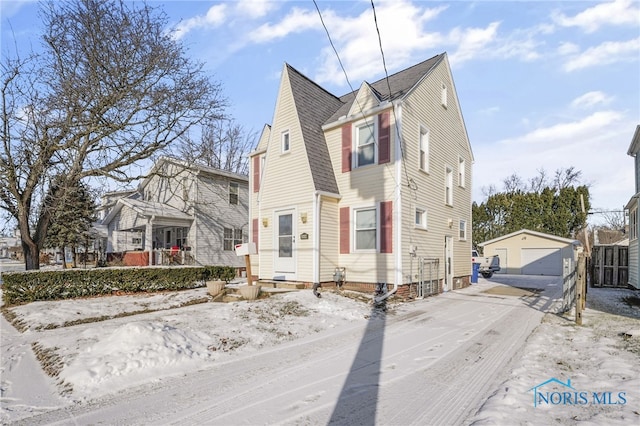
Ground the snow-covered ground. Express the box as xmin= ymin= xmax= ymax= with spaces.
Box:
xmin=1 ymin=267 xmax=639 ymax=425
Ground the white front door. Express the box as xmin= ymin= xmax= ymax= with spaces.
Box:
xmin=444 ymin=236 xmax=453 ymax=291
xmin=274 ymin=209 xmax=296 ymax=280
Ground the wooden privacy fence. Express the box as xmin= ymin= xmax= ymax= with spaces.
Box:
xmin=590 ymin=245 xmax=628 ymax=287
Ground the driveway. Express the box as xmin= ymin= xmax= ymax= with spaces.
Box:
xmin=15 ymin=275 xmax=564 ymax=425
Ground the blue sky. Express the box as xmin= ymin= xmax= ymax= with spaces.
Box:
xmin=2 ymin=0 xmax=639 ymax=221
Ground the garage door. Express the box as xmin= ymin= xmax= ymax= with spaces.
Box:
xmin=521 ymin=248 xmax=562 ymax=275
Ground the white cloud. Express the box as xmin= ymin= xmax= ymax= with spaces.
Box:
xmin=570 ymin=91 xmax=613 ymax=109
xmin=236 ymin=0 xmax=276 ymax=20
xmin=557 ymin=41 xmax=579 ymax=55
xmin=501 ymin=111 xmax=624 ymax=146
xmin=312 ymin=0 xmax=448 ymax=85
xmin=563 ymin=37 xmax=640 ymax=72
xmin=473 ymin=112 xmax=634 ymax=209
xmin=552 ymin=0 xmax=640 ymax=33
xmin=247 ymin=7 xmax=320 ymax=43
xmin=173 ymin=4 xmax=228 ymax=40
xmin=448 ymin=22 xmax=501 ymax=64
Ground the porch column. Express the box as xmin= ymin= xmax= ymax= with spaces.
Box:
xmin=146 ymin=216 xmax=154 ymax=266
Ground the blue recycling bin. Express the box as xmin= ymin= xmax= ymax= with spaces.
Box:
xmin=471 ymin=263 xmax=480 ymax=284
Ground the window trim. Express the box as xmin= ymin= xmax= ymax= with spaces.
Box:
xmin=631 ymin=207 xmax=638 ymax=241
xmin=353 ymin=116 xmax=378 ymax=169
xmin=229 ymin=181 xmax=239 ymax=205
xmin=223 ymin=227 xmax=244 ymax=251
xmin=415 ymin=207 xmax=428 ymax=230
xmin=419 ymin=125 xmax=429 ymax=173
xmin=281 ymin=130 xmax=290 ymax=154
xmin=459 ymin=219 xmax=467 ymax=241
xmin=353 ymin=205 xmax=379 ymax=252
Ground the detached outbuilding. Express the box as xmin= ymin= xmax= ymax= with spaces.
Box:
xmin=479 ymin=229 xmax=581 ymax=276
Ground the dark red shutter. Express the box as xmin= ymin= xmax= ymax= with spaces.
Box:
xmin=378 ymin=111 xmax=390 ymax=164
xmin=340 ymin=207 xmax=350 ymax=254
xmin=252 ymin=156 xmax=260 ymax=193
xmin=252 ymin=218 xmax=259 ymax=252
xmin=380 ymin=201 xmax=393 ymax=253
xmin=341 ymin=123 xmax=352 ymax=173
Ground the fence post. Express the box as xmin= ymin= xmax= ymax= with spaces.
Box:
xmin=575 ymin=253 xmax=586 ymax=325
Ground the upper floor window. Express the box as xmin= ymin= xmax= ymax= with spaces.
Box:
xmin=355 ymin=119 xmax=377 ymax=168
xmin=631 ymin=208 xmax=638 ymax=240
xmin=354 ymin=207 xmax=377 ymax=251
xmin=445 ymin=166 xmax=453 ymax=206
xmin=281 ymin=131 xmax=290 ymax=153
xmin=419 ymin=126 xmax=429 ymax=173
xmin=459 ymin=219 xmax=467 ymax=240
xmin=458 ymin=156 xmax=466 ymax=188
xmin=441 ymin=83 xmax=447 ymax=108
xmin=229 ymin=182 xmax=239 ymax=205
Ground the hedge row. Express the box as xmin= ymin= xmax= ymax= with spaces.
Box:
xmin=1 ymin=265 xmax=236 ymax=306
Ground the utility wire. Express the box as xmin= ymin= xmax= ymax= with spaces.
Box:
xmin=313 ymin=0 xmax=398 ymax=187
xmin=370 ymin=0 xmax=414 ymax=193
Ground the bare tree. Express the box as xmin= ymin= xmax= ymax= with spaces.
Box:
xmin=553 ymin=166 xmax=582 ymax=191
xmin=177 ymin=118 xmax=256 ymax=175
xmin=502 ymin=173 xmax=524 ymax=193
xmin=1 ymin=0 xmax=226 ymax=269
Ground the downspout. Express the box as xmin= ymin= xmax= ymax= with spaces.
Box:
xmin=313 ymin=191 xmax=321 ymax=297
xmin=376 ymin=102 xmax=403 ymax=303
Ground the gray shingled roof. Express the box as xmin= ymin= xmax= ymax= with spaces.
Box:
xmin=286 ymin=64 xmax=344 ymax=194
xmin=326 ymin=53 xmax=445 ymax=123
xmin=285 ymin=53 xmax=445 ymax=193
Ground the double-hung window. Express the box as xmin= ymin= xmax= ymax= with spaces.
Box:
xmin=229 ymin=182 xmax=239 ymax=205
xmin=459 ymin=219 xmax=467 ymax=240
xmin=355 ymin=120 xmax=376 ymax=168
xmin=458 ymin=156 xmax=466 ymax=188
xmin=354 ymin=207 xmax=377 ymax=250
xmin=223 ymin=227 xmax=243 ymax=251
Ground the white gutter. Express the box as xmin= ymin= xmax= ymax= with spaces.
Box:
xmin=376 ymin=101 xmax=403 ymax=303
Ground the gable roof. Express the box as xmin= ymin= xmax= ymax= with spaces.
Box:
xmin=139 ymin=156 xmax=248 ymax=192
xmin=286 ymin=64 xmax=343 ymax=194
xmin=626 ymin=125 xmax=640 ymax=156
xmin=479 ymin=229 xmax=581 ymax=247
xmin=102 ymin=198 xmax=193 ymax=226
xmin=326 ymin=53 xmax=445 ymax=124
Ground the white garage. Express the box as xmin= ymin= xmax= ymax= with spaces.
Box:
xmin=479 ymin=229 xmax=580 ymax=276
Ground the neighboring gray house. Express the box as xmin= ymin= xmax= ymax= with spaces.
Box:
xmin=625 ymin=125 xmax=640 ymax=289
xmin=102 ymin=157 xmax=249 ymax=267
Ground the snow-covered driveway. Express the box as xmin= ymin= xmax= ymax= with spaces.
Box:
xmin=12 ymin=276 xmax=563 ymax=425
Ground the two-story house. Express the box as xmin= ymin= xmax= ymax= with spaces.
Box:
xmin=102 ymin=156 xmax=249 ymax=268
xmin=249 ymin=53 xmax=473 ymax=298
xmin=625 ymin=125 xmax=640 ymax=289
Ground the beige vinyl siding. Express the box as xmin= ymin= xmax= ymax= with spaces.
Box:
xmin=320 ymin=197 xmax=340 ymax=282
xmin=256 ymin=67 xmax=317 ymax=280
xmin=398 ymin=58 xmax=472 ymax=281
xmin=482 ymin=233 xmax=575 ymax=275
xmin=325 ymin=104 xmax=398 ymax=284
xmin=347 ymin=84 xmax=381 ymax=117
